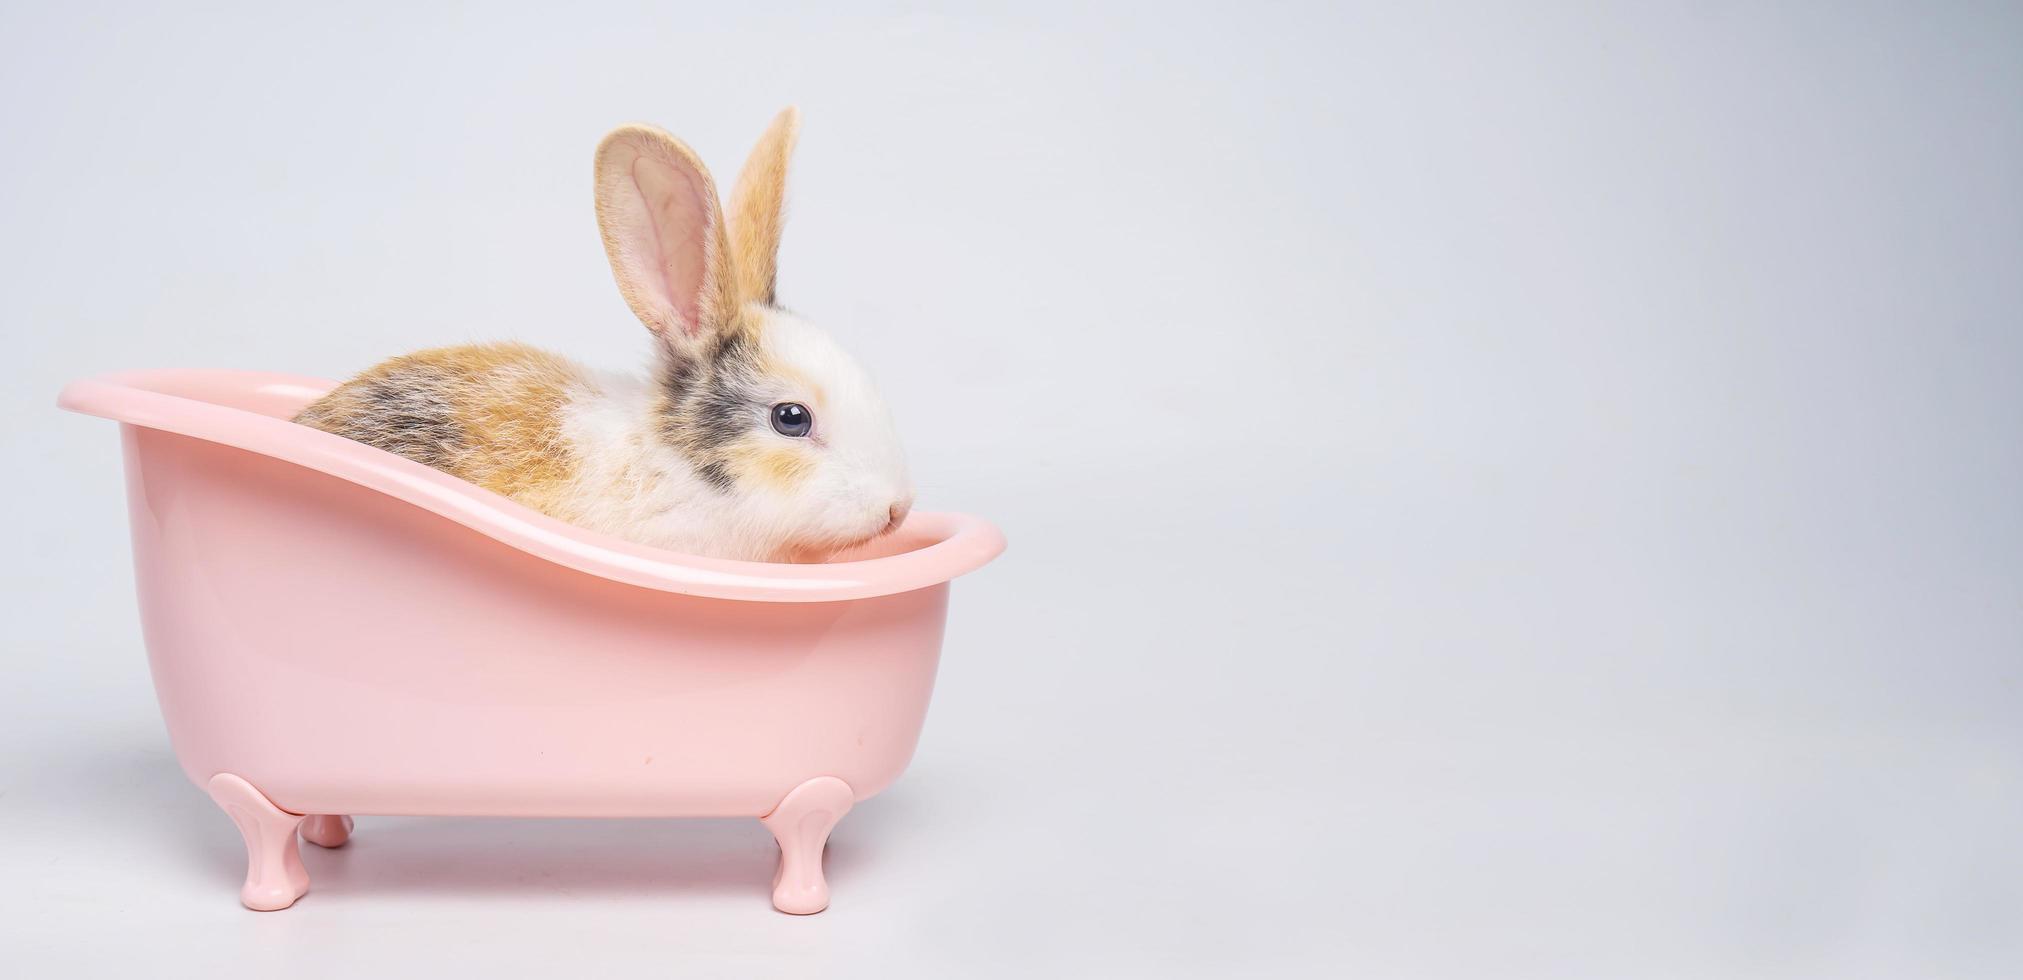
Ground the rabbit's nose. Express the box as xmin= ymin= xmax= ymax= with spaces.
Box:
xmin=885 ymin=500 xmax=912 ymax=533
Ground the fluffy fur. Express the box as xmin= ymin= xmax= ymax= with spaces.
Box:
xmin=294 ymin=110 xmax=911 ymax=562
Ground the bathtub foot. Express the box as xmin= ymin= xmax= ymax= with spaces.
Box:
xmin=205 ymin=773 xmax=310 ymax=911
xmin=300 ymin=814 xmax=353 ymax=849
xmin=759 ymin=776 xmax=855 ymax=914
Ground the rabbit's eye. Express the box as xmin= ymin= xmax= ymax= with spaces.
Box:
xmin=770 ymin=402 xmax=813 ymax=438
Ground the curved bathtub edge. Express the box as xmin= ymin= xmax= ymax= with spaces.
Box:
xmin=58 ymin=370 xmax=1006 ymax=603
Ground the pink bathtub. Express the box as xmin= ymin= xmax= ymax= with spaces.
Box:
xmin=57 ymin=369 xmax=1004 ymax=914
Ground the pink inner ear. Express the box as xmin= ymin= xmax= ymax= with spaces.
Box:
xmin=624 ymin=154 xmax=709 ymax=337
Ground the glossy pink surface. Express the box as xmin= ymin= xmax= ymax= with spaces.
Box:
xmin=58 ymin=369 xmax=1004 ymax=911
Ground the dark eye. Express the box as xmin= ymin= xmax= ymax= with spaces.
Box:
xmin=770 ymin=402 xmax=813 ymax=437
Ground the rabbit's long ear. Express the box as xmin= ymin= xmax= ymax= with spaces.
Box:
xmin=594 ymin=124 xmax=744 ymax=348
xmin=727 ymin=107 xmax=800 ymax=307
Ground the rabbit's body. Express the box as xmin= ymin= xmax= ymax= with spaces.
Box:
xmin=294 ymin=111 xmax=912 ymax=562
xmin=295 ymin=342 xmax=586 ymax=516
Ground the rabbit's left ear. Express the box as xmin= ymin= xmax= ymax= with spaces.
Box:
xmin=593 ymin=124 xmax=743 ymax=348
xmin=728 ymin=107 xmax=801 ymax=307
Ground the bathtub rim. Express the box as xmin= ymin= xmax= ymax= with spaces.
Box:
xmin=60 ymin=368 xmax=1005 ymax=603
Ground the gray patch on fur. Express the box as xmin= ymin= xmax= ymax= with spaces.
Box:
xmin=300 ymin=369 xmax=465 ymax=471
xmin=654 ymin=332 xmax=764 ymax=492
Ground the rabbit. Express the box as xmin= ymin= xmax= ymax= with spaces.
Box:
xmin=294 ymin=109 xmax=912 ymax=563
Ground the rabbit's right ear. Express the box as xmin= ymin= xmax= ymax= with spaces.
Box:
xmin=727 ymin=107 xmax=800 ymax=307
xmin=594 ymin=125 xmax=744 ymax=349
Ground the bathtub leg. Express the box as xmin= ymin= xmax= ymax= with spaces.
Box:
xmin=205 ymin=773 xmax=310 ymax=911
xmin=300 ymin=814 xmax=354 ymax=849
xmin=759 ymin=776 xmax=855 ymax=915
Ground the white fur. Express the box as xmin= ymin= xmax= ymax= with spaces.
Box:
xmin=747 ymin=310 xmax=912 ymax=547
xmin=556 ymin=309 xmax=910 ymax=562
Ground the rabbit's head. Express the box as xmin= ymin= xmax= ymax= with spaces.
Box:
xmin=593 ymin=110 xmax=911 ymax=562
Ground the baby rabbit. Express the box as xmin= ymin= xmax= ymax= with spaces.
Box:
xmin=295 ymin=109 xmax=912 ymax=562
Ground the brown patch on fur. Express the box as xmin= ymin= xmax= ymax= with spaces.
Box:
xmin=294 ymin=342 xmax=583 ymax=512
xmin=730 ymin=442 xmax=816 ymax=491
xmin=754 ymin=338 xmax=829 ymax=413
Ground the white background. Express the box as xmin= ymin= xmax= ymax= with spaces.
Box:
xmin=3 ymin=2 xmax=2019 ymax=977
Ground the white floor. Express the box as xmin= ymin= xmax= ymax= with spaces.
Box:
xmin=8 ymin=501 xmax=2021 ymax=978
